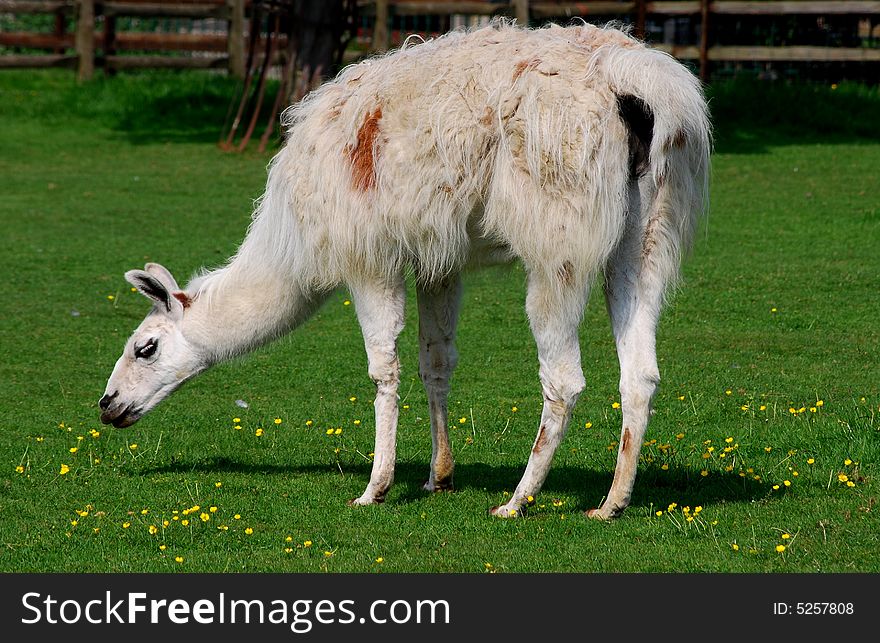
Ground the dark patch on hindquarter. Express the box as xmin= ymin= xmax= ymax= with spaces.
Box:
xmin=616 ymin=94 xmax=654 ymax=179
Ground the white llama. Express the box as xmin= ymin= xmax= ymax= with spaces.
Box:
xmin=100 ymin=21 xmax=710 ymax=519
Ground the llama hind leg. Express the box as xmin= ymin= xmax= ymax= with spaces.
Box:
xmin=588 ymin=236 xmax=665 ymax=520
xmin=348 ymin=276 xmax=406 ymax=506
xmin=417 ymin=276 xmax=462 ymax=492
xmin=490 ymin=270 xmax=589 ymax=517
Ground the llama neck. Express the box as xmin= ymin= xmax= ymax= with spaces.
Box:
xmin=181 ymin=263 xmax=325 ymax=367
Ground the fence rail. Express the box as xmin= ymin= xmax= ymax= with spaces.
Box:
xmin=1 ymin=0 xmax=879 ymax=80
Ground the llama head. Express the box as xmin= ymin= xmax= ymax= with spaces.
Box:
xmin=99 ymin=263 xmax=205 ymax=428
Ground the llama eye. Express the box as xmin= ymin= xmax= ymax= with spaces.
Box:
xmin=135 ymin=339 xmax=158 ymax=359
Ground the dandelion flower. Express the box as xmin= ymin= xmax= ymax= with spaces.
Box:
xmin=325 ymin=428 xmax=334 ymax=435
xmin=584 ymin=422 xmax=592 ymax=429
xmin=159 ymin=544 xmax=166 ymax=551
xmin=759 ymin=405 xmax=767 ymax=411
xmin=764 ymin=446 xmax=772 ymax=453
xmin=846 ymin=481 xmax=855 ymax=488
xmin=725 ymin=437 xmax=734 ymax=443
xmin=200 ymin=513 xmax=210 ymax=522
xmin=181 ymin=519 xmax=189 ymax=526
xmin=323 ymin=550 xmax=333 ymax=557
xmin=776 ymin=545 xmax=786 ymax=553
xmin=781 ymin=533 xmax=791 ymax=540
xmin=807 ymin=458 xmax=815 ymax=465
xmin=210 ymin=506 xmax=218 ymax=513
xmin=816 ymin=400 xmax=824 ymax=407
xmin=175 ymin=556 xmax=184 ymax=563
xmin=334 ymin=428 xmax=342 ymax=435
xmin=305 ymin=420 xmax=313 ymax=426
xmin=233 ymin=418 xmax=241 ymax=423
xmin=149 ymin=525 xmax=158 ymax=535
xmin=69 ymin=447 xmax=78 ymax=454
xmin=303 ymin=540 xmax=312 ymax=547
xmin=667 ymin=503 xmax=677 ymax=511
xmin=349 ymin=396 xmax=357 ymax=402
xmin=655 ymin=511 xmax=663 ymax=516
xmin=675 ymin=433 xmax=685 ymax=440
xmin=122 ymin=522 xmax=130 ymax=529
xmin=215 ymin=482 xmax=222 ymax=488
xmin=375 ymin=557 xmax=384 ymax=563
xmin=484 ymin=563 xmax=493 ymax=570
xmin=59 ymin=464 xmax=70 ymax=475
xmin=783 ymin=480 xmax=791 ymax=487
xmin=844 ymin=458 xmax=852 ymax=466
xmin=511 ymin=406 xmax=518 ymax=413
xmin=611 ymin=402 xmax=621 ymax=409
xmin=353 ymin=420 xmax=361 ymax=426
xmin=234 ymin=514 xmax=241 ymax=520
xmin=731 ymin=543 xmax=740 ymax=551
xmin=15 ymin=465 xmax=24 ymax=473
xmin=255 ymin=428 xmax=264 ymax=437
xmin=459 ymin=417 xmax=467 ymax=424
xmin=284 ymin=547 xmax=293 ymax=554
xmin=234 ymin=425 xmax=242 ymax=431
xmin=343 ymin=300 xmax=351 ymax=306
xmin=661 ymin=464 xmax=669 ymax=471
xmin=678 ymin=395 xmax=685 ymax=401
xmin=129 ymin=443 xmax=138 ymax=450
xmin=285 ymin=536 xmax=293 ymax=542
xmin=838 ymin=473 xmax=848 ymax=482
xmin=244 ymin=527 xmax=253 ymax=535
xmin=700 ymin=469 xmax=709 ymax=477
xmin=725 ymin=390 xmax=732 ymax=396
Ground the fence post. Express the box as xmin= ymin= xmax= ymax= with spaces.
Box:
xmin=372 ymin=0 xmax=390 ymax=52
xmin=75 ymin=0 xmax=95 ymax=81
xmin=513 ymin=0 xmax=529 ymax=26
xmin=227 ymin=0 xmax=245 ymax=78
xmin=635 ymin=0 xmax=646 ymax=39
xmin=699 ymin=0 xmax=710 ymax=82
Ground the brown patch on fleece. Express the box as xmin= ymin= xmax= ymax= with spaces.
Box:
xmin=348 ymin=107 xmax=383 ymax=192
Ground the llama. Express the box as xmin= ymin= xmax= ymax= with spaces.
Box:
xmin=100 ymin=21 xmax=710 ymax=519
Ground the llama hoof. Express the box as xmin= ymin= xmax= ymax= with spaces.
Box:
xmin=348 ymin=495 xmax=384 ymax=507
xmin=585 ymin=506 xmax=621 ymax=521
xmin=489 ymin=504 xmax=521 ymax=518
xmin=423 ymin=479 xmax=454 ymax=493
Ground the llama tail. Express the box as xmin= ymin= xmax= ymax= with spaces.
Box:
xmin=591 ymin=38 xmax=712 ymax=291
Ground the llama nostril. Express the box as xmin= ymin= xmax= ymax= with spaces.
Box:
xmin=99 ymin=391 xmax=118 ymax=411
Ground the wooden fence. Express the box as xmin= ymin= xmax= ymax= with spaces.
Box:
xmin=2 ymin=0 xmax=879 ymax=81
xmin=0 ymin=0 xmax=246 ymax=78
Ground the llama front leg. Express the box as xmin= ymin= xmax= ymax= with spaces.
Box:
xmin=587 ymin=244 xmax=664 ymax=520
xmin=417 ymin=275 xmax=463 ymax=491
xmin=490 ymin=271 xmax=588 ymax=517
xmin=348 ymin=276 xmax=406 ymax=506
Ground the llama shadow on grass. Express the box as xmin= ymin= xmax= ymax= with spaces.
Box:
xmin=140 ymin=457 xmax=767 ymax=513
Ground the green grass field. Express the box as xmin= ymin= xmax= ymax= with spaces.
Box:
xmin=1 ymin=71 xmax=877 ymax=573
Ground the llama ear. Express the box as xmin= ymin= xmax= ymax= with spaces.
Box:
xmin=144 ymin=262 xmax=181 ymax=292
xmin=125 ymin=269 xmax=177 ymax=314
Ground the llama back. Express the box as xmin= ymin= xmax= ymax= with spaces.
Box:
xmin=243 ymin=21 xmax=707 ymax=290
